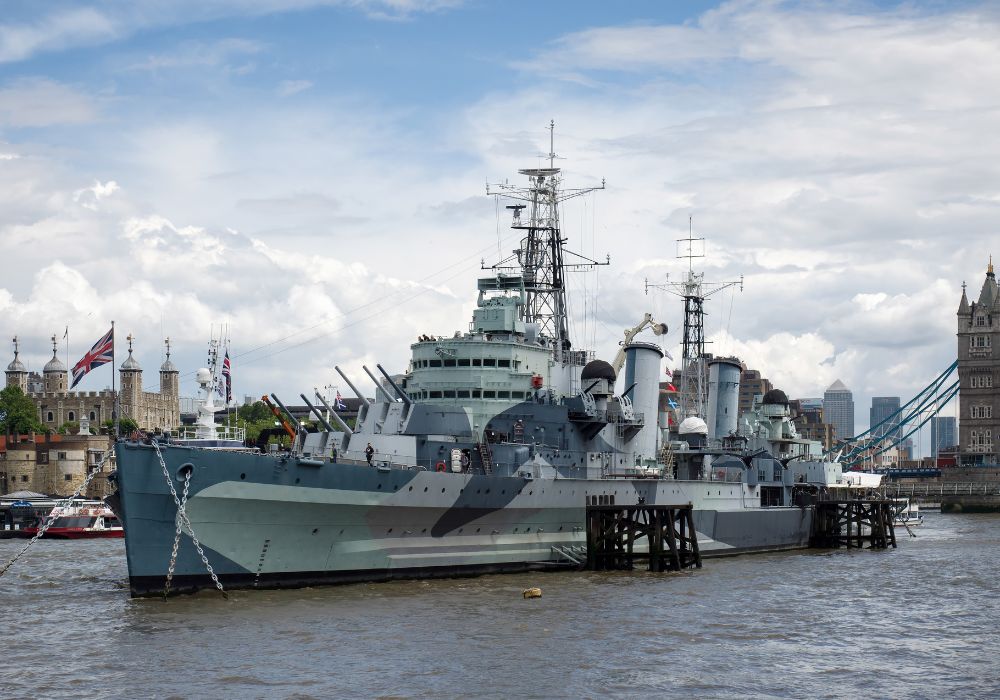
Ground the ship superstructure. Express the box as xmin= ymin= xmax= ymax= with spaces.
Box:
xmin=110 ymin=133 xmax=848 ymax=597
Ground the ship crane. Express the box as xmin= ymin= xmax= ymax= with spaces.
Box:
xmin=611 ymin=313 xmax=668 ymax=375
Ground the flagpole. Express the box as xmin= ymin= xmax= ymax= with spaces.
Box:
xmin=112 ymin=320 xmax=118 ymax=438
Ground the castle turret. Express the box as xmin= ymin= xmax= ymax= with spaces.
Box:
xmin=43 ymin=335 xmax=68 ymax=393
xmin=159 ymin=337 xmax=179 ymax=397
xmin=6 ymin=336 xmax=28 ymax=392
xmin=119 ymin=334 xmax=142 ymax=421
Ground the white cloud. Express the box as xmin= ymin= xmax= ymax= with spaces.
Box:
xmin=0 ymin=0 xmax=993 ymax=449
xmin=0 ymin=78 xmax=99 ymax=127
xmin=277 ymin=79 xmax=314 ymax=97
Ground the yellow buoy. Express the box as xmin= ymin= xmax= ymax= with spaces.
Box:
xmin=522 ymin=587 xmax=542 ymax=599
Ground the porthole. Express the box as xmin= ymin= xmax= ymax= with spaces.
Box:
xmin=424 ymin=486 xmax=428 ymax=492
xmin=240 ymin=473 xmax=246 ymax=480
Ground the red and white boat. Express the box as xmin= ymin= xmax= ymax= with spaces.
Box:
xmin=23 ymin=501 xmax=124 ymax=539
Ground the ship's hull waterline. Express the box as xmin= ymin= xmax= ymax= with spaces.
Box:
xmin=112 ymin=442 xmax=813 ymax=597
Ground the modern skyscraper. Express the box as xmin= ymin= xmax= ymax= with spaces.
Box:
xmin=824 ymin=379 xmax=855 ymax=441
xmin=931 ymin=416 xmax=957 ymax=456
xmin=870 ymin=396 xmax=902 ymax=442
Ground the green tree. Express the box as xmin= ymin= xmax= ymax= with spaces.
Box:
xmin=57 ymin=420 xmax=81 ymax=435
xmin=102 ymin=417 xmax=139 ymax=435
xmin=0 ymin=386 xmax=44 ymax=434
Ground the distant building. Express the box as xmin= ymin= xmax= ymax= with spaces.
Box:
xmin=739 ymin=369 xmax=772 ymax=417
xmin=824 ymin=379 xmax=855 ymax=442
xmin=956 ymin=260 xmax=1000 ymax=464
xmin=789 ymin=399 xmax=835 ymax=450
xmin=5 ymin=334 xmax=179 ymax=433
xmin=931 ymin=416 xmax=957 ymax=457
xmin=0 ymin=433 xmax=113 ymax=498
xmin=870 ymin=396 xmax=902 ymax=441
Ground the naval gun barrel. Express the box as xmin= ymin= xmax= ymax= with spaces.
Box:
xmin=313 ymin=391 xmax=354 ymax=435
xmin=300 ymin=394 xmax=335 ymax=432
xmin=376 ymin=364 xmax=411 ymax=407
xmin=335 ymin=366 xmax=367 ymax=402
xmin=362 ymin=365 xmax=395 ymax=403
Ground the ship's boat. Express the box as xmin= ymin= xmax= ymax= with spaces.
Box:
xmin=109 ymin=144 xmax=850 ymax=596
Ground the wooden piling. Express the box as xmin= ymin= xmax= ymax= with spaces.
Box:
xmin=811 ymin=499 xmax=897 ymax=549
xmin=585 ymin=504 xmax=701 ymax=572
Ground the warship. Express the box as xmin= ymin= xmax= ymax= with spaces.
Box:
xmin=110 ymin=136 xmax=847 ymax=596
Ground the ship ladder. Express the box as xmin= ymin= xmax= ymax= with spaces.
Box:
xmin=551 ymin=545 xmax=586 ymax=566
xmin=477 ymin=441 xmax=494 ymax=475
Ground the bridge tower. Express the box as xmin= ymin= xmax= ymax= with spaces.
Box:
xmin=956 ymin=258 xmax=1000 ymax=465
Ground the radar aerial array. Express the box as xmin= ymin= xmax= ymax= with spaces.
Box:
xmin=645 ymin=218 xmax=742 ymax=418
xmin=835 ymin=361 xmax=960 ymax=468
xmin=484 ymin=120 xmax=609 ymax=364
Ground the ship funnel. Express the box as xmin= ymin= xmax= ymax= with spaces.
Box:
xmin=706 ymin=358 xmax=741 ymax=441
xmin=623 ymin=342 xmax=665 ymax=465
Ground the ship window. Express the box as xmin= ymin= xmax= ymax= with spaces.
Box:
xmin=457 ymin=390 xmax=471 ymax=399
xmin=429 ymin=391 xmax=443 ymax=399
xmin=443 ymin=390 xmax=457 ymax=398
xmin=483 ymin=391 xmax=496 ymax=399
xmin=458 ymin=359 xmax=470 ymax=367
xmin=510 ymin=391 xmax=523 ymax=400
xmin=498 ymin=359 xmax=511 ymax=368
xmin=497 ymin=391 xmax=510 ymax=399
xmin=444 ymin=359 xmax=456 ymax=367
xmin=429 ymin=360 xmax=442 ymax=368
xmin=483 ymin=359 xmax=496 ymax=367
xmin=472 ymin=359 xmax=482 ymax=367
xmin=472 ymin=390 xmax=482 ymax=398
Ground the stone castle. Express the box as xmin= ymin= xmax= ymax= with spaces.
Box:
xmin=5 ymin=334 xmax=180 ymax=433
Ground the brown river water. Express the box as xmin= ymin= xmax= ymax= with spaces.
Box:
xmin=1 ymin=511 xmax=998 ymax=699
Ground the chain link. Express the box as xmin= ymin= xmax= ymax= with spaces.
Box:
xmin=150 ymin=440 xmax=227 ymax=599
xmin=0 ymin=446 xmax=114 ymax=580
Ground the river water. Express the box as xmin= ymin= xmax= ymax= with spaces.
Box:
xmin=1 ymin=512 xmax=997 ymax=699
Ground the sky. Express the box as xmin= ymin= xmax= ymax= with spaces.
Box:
xmin=0 ymin=0 xmax=996 ymax=449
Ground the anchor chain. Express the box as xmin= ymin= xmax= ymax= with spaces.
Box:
xmin=150 ymin=440 xmax=227 ymax=598
xmin=0 ymin=447 xmax=114 ymax=579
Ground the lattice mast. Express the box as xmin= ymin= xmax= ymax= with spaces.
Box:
xmin=646 ymin=219 xmax=742 ymax=418
xmin=485 ymin=121 xmax=608 ymax=363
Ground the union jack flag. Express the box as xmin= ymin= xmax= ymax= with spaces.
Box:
xmin=221 ymin=350 xmax=232 ymax=404
xmin=71 ymin=327 xmax=114 ymax=388
xmin=335 ymin=390 xmax=346 ymax=410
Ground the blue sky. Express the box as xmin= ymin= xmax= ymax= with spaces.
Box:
xmin=1 ymin=0 xmax=997 ymax=448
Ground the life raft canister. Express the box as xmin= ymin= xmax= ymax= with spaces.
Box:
xmin=435 ymin=461 xmax=447 ymax=472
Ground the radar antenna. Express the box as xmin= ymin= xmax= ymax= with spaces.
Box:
xmin=646 ymin=217 xmax=742 ymax=418
xmin=485 ymin=120 xmax=609 ymax=363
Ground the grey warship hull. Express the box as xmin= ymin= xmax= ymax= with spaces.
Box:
xmin=113 ymin=441 xmax=813 ymax=597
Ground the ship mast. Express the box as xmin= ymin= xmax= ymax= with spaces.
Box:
xmin=646 ymin=219 xmax=742 ymax=418
xmin=485 ymin=121 xmax=608 ymax=363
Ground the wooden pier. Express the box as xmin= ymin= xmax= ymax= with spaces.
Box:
xmin=811 ymin=500 xmax=897 ymax=549
xmin=585 ymin=504 xmax=701 ymax=572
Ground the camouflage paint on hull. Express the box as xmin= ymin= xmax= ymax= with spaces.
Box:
xmin=113 ymin=441 xmax=813 ymax=597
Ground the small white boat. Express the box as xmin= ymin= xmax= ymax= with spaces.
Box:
xmin=892 ymin=498 xmax=922 ymax=526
